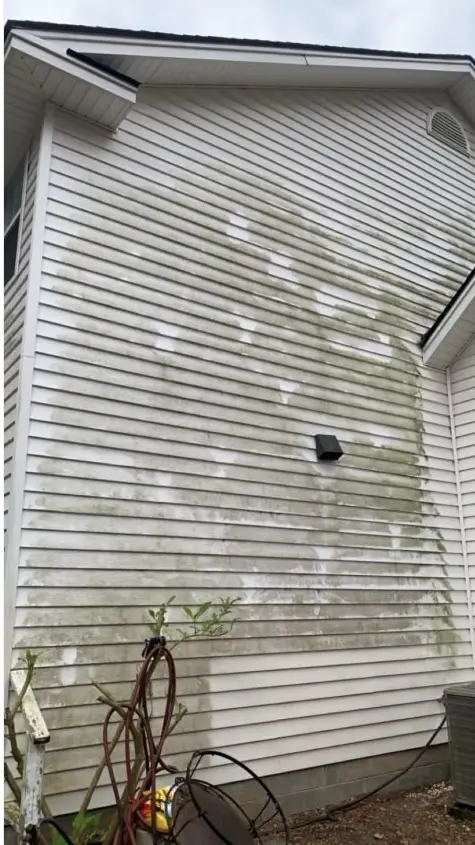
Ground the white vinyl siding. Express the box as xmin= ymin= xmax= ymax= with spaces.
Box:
xmin=450 ymin=337 xmax=475 ymax=625
xmin=4 ymin=139 xmax=39 ymax=551
xmin=12 ymin=89 xmax=475 ymax=814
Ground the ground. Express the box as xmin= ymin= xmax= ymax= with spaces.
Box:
xmin=273 ymin=783 xmax=475 ymax=845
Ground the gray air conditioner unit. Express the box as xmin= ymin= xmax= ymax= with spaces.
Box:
xmin=444 ymin=681 xmax=475 ymax=810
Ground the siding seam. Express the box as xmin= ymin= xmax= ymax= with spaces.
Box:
xmin=446 ymin=365 xmax=475 ymax=670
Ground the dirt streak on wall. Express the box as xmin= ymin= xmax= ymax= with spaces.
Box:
xmin=9 ymin=87 xmax=475 ymax=814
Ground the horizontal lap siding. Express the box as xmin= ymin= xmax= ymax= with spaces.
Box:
xmin=14 ymin=90 xmax=475 ymax=814
xmin=450 ymin=337 xmax=475 ymax=617
xmin=4 ymin=139 xmax=38 ymax=549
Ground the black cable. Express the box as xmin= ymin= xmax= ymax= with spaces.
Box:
xmin=290 ymin=714 xmax=447 ymax=830
xmin=37 ymin=817 xmax=76 ymax=845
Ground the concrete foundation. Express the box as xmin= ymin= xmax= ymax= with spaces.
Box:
xmin=4 ymin=743 xmax=450 ymax=843
xmin=225 ymin=743 xmax=450 ymax=817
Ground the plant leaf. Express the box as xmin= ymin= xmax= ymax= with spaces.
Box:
xmin=194 ymin=601 xmax=212 ymax=620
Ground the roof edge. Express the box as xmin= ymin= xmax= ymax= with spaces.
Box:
xmin=4 ymin=20 xmax=475 ymax=66
xmin=420 ymin=265 xmax=475 ymax=349
xmin=65 ymin=48 xmax=139 ymax=88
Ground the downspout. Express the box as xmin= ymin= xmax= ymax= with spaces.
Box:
xmin=446 ymin=367 xmax=475 ymax=671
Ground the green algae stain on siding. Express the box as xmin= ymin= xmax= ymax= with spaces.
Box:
xmin=34 ymin=98 xmax=475 ymax=666
xmin=168 ymin=161 xmax=463 ymax=653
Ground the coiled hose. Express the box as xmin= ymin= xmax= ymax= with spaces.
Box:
xmin=102 ymin=640 xmax=177 ymax=845
xmin=31 ymin=650 xmax=447 ymax=844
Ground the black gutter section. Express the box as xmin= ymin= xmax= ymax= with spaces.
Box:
xmin=4 ymin=20 xmax=475 ymax=65
xmin=66 ymin=48 xmax=140 ymax=88
xmin=420 ymin=265 xmax=475 ymax=348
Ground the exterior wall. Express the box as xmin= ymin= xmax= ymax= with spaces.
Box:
xmin=450 ymin=336 xmax=475 ymax=637
xmin=228 ymin=742 xmax=450 ymax=816
xmin=4 ymin=138 xmax=39 ymax=551
xmin=9 ymin=88 xmax=475 ymax=815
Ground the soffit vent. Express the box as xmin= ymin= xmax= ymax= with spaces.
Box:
xmin=427 ymin=109 xmax=470 ymax=157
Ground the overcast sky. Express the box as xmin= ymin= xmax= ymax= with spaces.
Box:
xmin=4 ymin=0 xmax=475 ymax=54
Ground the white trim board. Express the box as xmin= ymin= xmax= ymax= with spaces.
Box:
xmin=422 ymin=274 xmax=475 ymax=369
xmin=3 ymin=104 xmax=54 ymax=697
xmin=446 ymin=367 xmax=475 ymax=671
xmin=6 ymin=26 xmax=475 ymax=123
xmin=11 ymin=29 xmax=475 ymax=70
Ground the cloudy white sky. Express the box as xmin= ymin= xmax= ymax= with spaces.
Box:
xmin=4 ymin=0 xmax=475 ymax=54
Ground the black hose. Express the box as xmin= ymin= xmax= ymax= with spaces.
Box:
xmin=38 ymin=818 xmax=76 ymax=845
xmin=290 ymin=714 xmax=447 ymax=829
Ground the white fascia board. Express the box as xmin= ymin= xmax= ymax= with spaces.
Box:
xmin=7 ymin=31 xmax=137 ymax=101
xmin=37 ymin=40 xmax=310 ymax=64
xmin=17 ymin=29 xmax=475 ymax=74
xmin=305 ymin=55 xmax=472 ymax=74
xmin=422 ymin=274 xmax=475 ymax=367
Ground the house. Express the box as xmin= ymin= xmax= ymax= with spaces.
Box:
xmin=4 ymin=19 xmax=475 ymax=819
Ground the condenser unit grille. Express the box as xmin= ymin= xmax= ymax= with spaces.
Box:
xmin=444 ymin=682 xmax=475 ymax=809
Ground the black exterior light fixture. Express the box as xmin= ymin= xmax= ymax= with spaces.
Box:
xmin=315 ymin=434 xmax=343 ymax=462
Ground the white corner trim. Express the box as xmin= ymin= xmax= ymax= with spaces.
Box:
xmin=3 ymin=104 xmax=55 ymax=698
xmin=446 ymin=367 xmax=475 ymax=671
xmin=422 ymin=273 xmax=475 ymax=368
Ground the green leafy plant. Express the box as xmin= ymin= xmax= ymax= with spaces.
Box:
xmin=149 ymin=594 xmax=240 ymax=644
xmin=51 ymin=812 xmax=103 ymax=845
xmin=73 ymin=812 xmax=104 ymax=845
xmin=147 ymin=594 xmax=176 ymax=638
xmin=4 ymin=596 xmax=240 ymax=844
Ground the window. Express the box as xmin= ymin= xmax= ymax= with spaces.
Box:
xmin=4 ymin=157 xmax=26 ymax=285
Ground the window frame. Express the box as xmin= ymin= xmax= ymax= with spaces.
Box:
xmin=4 ymin=154 xmax=28 ymax=286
